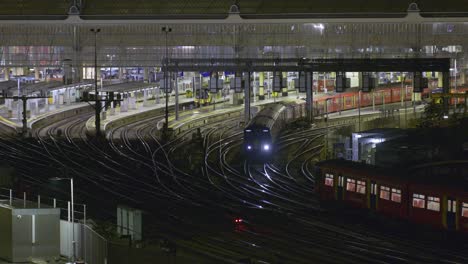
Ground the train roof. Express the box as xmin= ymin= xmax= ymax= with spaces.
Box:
xmin=245 ymin=103 xmax=285 ymax=130
xmin=317 ymin=159 xmax=402 ymax=180
xmin=245 ymin=101 xmax=303 ymax=130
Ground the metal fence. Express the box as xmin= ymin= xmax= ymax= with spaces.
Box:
xmin=60 ymin=221 xmax=108 ymax=264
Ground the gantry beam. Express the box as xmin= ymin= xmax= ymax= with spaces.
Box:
xmin=165 ymin=58 xmax=450 ymax=72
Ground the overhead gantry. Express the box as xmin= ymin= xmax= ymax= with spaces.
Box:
xmin=164 ymin=57 xmax=450 ymax=123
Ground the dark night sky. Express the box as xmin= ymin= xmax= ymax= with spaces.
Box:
xmin=1 ymin=0 xmax=467 ymax=16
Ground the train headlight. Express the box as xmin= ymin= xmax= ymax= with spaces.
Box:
xmin=263 ymin=144 xmax=270 ymax=151
xmin=247 ymin=145 xmax=252 ymax=150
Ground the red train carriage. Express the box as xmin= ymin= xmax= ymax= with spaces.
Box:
xmin=407 ymin=181 xmax=468 ymax=232
xmin=313 ymin=85 xmax=468 ymax=117
xmin=313 ymin=85 xmax=416 ymax=115
xmin=316 ymin=159 xmax=468 ymax=234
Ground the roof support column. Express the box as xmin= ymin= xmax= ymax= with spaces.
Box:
xmin=258 ymin=72 xmax=265 ymax=100
xmin=305 ymin=71 xmax=313 ymax=123
xmin=175 ymin=71 xmax=179 ymax=120
xmin=282 ymin=72 xmax=288 ymax=96
xmin=34 ymin=67 xmax=40 ymax=81
xmin=244 ymin=71 xmax=251 ymax=123
xmin=119 ymin=67 xmax=125 ymax=81
xmin=4 ymin=67 xmax=10 ymax=81
xmin=460 ymin=70 xmax=466 ymax=86
xmin=72 ymin=25 xmax=82 ymax=83
xmin=442 ymin=70 xmax=450 ymax=114
xmin=144 ymin=67 xmax=150 ymax=83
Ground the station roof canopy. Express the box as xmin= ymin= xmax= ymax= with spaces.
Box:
xmin=0 ymin=1 xmax=466 ymax=68
xmin=166 ymin=58 xmax=451 ymax=72
xmin=0 ymin=0 xmax=467 ymax=18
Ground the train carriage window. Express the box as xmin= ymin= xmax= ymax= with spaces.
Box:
xmin=356 ymin=180 xmax=366 ymax=194
xmin=338 ymin=176 xmax=344 ymax=187
xmin=412 ymin=194 xmax=426 ymax=209
xmin=346 ymin=178 xmax=356 ymax=192
xmin=462 ymin=203 xmax=468 ymax=218
xmin=447 ymin=200 xmax=457 ymax=213
xmin=324 ymin=173 xmax=334 ymax=187
xmin=370 ymin=183 xmax=377 ymax=195
xmin=391 ymin=188 xmax=402 ymax=203
xmin=427 ymin=196 xmax=440 ymax=211
xmin=379 ymin=186 xmax=390 ymax=200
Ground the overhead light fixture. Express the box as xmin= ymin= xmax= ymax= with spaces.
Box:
xmin=313 ymin=24 xmax=324 ymax=30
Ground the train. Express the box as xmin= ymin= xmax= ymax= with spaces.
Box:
xmin=243 ymin=101 xmax=305 ymax=159
xmin=243 ymin=84 xmax=468 ymax=159
xmin=315 ymin=159 xmax=468 ymax=234
xmin=194 ymin=88 xmax=212 ymax=106
xmin=313 ymin=86 xmax=468 ymax=117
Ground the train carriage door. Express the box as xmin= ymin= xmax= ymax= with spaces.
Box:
xmin=337 ymin=175 xmax=344 ymax=201
xmin=447 ymin=198 xmax=457 ymax=230
xmin=370 ymin=182 xmax=377 ymax=210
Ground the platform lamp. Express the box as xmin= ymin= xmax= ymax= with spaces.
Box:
xmin=162 ymin=26 xmax=172 ymax=131
xmin=50 ymin=176 xmax=75 ymax=263
xmin=90 ymin=28 xmax=101 ymax=137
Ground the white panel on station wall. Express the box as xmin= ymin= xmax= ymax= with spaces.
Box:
xmin=346 ymin=72 xmax=360 ymax=88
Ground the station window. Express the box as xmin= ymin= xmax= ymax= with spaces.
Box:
xmin=462 ymin=203 xmax=468 ymax=218
xmin=447 ymin=200 xmax=457 ymax=213
xmin=379 ymin=186 xmax=390 ymax=200
xmin=356 ymin=180 xmax=366 ymax=194
xmin=391 ymin=188 xmax=402 ymax=203
xmin=412 ymin=194 xmax=426 ymax=209
xmin=324 ymin=173 xmax=334 ymax=187
xmin=346 ymin=178 xmax=356 ymax=192
xmin=427 ymin=196 xmax=440 ymax=212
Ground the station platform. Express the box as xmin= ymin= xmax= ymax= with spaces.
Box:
xmin=165 ymin=92 xmax=316 ymax=137
xmin=0 ymin=102 xmax=89 ymax=130
xmin=0 ymin=80 xmax=155 ymax=134
xmin=86 ymin=94 xmax=196 ymax=136
xmin=86 ymin=91 xmax=310 ymax=137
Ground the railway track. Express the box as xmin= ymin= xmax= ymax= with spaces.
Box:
xmin=0 ymin=104 xmax=466 ymax=263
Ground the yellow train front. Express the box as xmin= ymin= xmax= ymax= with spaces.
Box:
xmin=194 ymin=89 xmax=212 ymax=106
